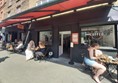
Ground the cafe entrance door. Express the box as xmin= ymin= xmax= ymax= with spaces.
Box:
xmin=59 ymin=31 xmax=71 ymax=58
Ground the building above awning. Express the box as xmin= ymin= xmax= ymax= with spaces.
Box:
xmin=0 ymin=0 xmax=116 ymax=28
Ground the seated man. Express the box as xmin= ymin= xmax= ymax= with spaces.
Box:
xmin=34 ymin=41 xmax=46 ymax=60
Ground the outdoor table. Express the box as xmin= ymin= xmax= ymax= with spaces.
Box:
xmin=99 ymin=59 xmax=118 ymax=82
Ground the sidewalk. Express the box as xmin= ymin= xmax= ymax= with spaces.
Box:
xmin=0 ymin=50 xmax=113 ymax=83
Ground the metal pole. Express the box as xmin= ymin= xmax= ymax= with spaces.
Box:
xmin=24 ymin=22 xmax=32 ymax=45
xmin=68 ymin=42 xmax=74 ymax=65
xmin=116 ymin=65 xmax=118 ymax=82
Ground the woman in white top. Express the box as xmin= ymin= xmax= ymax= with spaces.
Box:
xmin=25 ymin=40 xmax=35 ymax=61
xmin=15 ymin=40 xmax=23 ymax=50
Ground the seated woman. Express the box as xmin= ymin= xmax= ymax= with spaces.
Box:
xmin=34 ymin=41 xmax=46 ymax=60
xmin=84 ymin=43 xmax=106 ymax=83
xmin=6 ymin=43 xmax=14 ymax=51
xmin=15 ymin=40 xmax=23 ymax=50
xmin=25 ymin=40 xmax=35 ymax=61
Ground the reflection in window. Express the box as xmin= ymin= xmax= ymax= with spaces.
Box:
xmin=39 ymin=31 xmax=52 ymax=45
xmin=81 ymin=25 xmax=115 ymax=47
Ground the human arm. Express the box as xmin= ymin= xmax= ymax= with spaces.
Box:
xmin=30 ymin=45 xmax=35 ymax=50
xmin=30 ymin=47 xmax=35 ymax=50
xmin=88 ymin=49 xmax=98 ymax=60
xmin=35 ymin=46 xmax=40 ymax=51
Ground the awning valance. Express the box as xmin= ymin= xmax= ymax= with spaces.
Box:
xmin=0 ymin=0 xmax=115 ymax=28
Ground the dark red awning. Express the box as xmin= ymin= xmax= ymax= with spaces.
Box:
xmin=0 ymin=0 xmax=114 ymax=28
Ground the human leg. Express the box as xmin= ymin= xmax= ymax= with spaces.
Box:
xmin=92 ymin=63 xmax=106 ymax=83
xmin=34 ymin=52 xmax=44 ymax=60
xmin=84 ymin=57 xmax=106 ymax=83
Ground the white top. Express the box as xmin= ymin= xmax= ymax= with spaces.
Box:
xmin=16 ymin=43 xmax=23 ymax=50
xmin=95 ymin=50 xmax=103 ymax=56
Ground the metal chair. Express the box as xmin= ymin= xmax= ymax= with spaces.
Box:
xmin=34 ymin=47 xmax=53 ymax=62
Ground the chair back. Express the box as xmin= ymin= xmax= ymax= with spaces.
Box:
xmin=44 ymin=47 xmax=53 ymax=58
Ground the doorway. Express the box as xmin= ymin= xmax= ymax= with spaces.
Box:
xmin=11 ymin=32 xmax=18 ymax=42
xmin=59 ymin=31 xmax=71 ymax=58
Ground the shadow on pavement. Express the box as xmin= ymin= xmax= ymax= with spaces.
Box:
xmin=46 ymin=57 xmax=117 ymax=83
xmin=78 ymin=65 xmax=117 ymax=83
xmin=47 ymin=57 xmax=81 ymax=69
xmin=0 ymin=49 xmax=4 ymax=51
xmin=0 ymin=56 xmax=9 ymax=63
xmin=102 ymin=69 xmax=117 ymax=83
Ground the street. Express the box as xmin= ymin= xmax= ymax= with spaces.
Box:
xmin=0 ymin=50 xmax=114 ymax=83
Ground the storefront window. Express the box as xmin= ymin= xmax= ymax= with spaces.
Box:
xmin=39 ymin=31 xmax=52 ymax=45
xmin=81 ymin=25 xmax=115 ymax=47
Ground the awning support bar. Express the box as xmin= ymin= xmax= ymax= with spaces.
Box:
xmin=24 ymin=21 xmax=32 ymax=45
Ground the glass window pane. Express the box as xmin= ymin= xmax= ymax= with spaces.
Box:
xmin=81 ymin=25 xmax=115 ymax=47
xmin=39 ymin=31 xmax=52 ymax=45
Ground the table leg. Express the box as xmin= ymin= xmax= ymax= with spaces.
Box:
xmin=117 ymin=65 xmax=118 ymax=82
xmin=105 ymin=64 xmax=117 ymax=81
xmin=106 ymin=64 xmax=113 ymax=78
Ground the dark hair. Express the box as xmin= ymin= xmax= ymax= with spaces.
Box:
xmin=91 ymin=43 xmax=99 ymax=47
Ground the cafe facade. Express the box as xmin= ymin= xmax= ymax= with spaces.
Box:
xmin=0 ymin=0 xmax=118 ymax=63
xmin=29 ymin=5 xmax=118 ymax=63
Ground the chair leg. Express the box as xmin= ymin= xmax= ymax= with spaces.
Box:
xmin=38 ymin=56 xmax=43 ymax=62
xmin=44 ymin=56 xmax=47 ymax=62
xmin=38 ymin=56 xmax=42 ymax=62
xmin=39 ymin=56 xmax=47 ymax=62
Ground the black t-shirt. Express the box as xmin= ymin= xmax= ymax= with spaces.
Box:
xmin=36 ymin=48 xmax=46 ymax=54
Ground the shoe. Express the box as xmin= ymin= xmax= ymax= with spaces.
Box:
xmin=34 ymin=58 xmax=38 ymax=61
xmin=92 ymin=76 xmax=101 ymax=83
